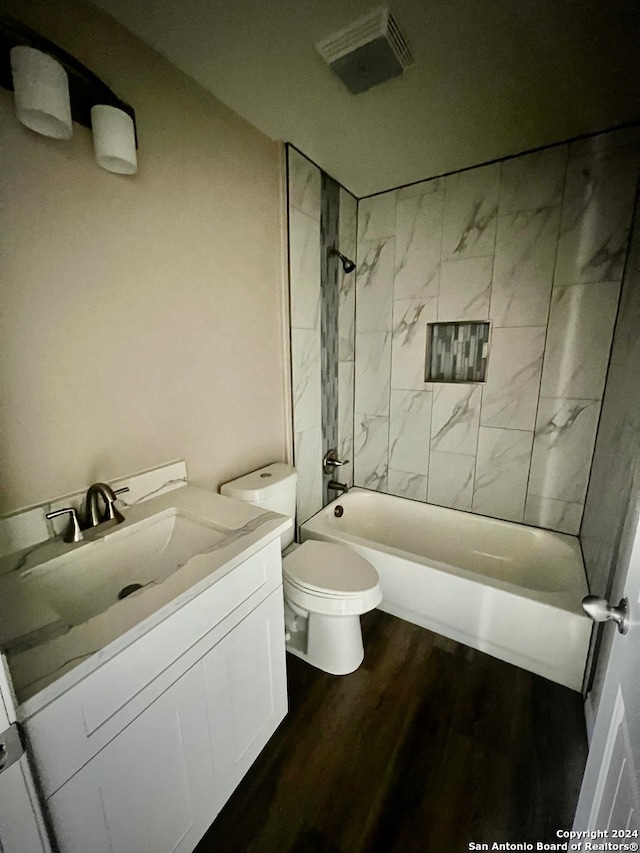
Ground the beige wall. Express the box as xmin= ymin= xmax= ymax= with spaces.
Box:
xmin=0 ymin=0 xmax=290 ymax=514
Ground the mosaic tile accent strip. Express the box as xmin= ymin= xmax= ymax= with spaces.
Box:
xmin=320 ymin=172 xmax=341 ymax=503
xmin=426 ymin=321 xmax=490 ymax=383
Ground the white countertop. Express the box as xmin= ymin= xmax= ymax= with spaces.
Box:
xmin=0 ymin=484 xmax=290 ymax=713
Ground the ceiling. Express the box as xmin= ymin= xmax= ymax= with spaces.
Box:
xmin=90 ymin=0 xmax=640 ymax=197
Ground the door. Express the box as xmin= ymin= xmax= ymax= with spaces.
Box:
xmin=0 ymin=654 xmax=52 ymax=853
xmin=573 ymin=487 xmax=640 ymax=831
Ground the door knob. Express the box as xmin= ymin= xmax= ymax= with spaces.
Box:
xmin=581 ymin=595 xmax=630 ymax=635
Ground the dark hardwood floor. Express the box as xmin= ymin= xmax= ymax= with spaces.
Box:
xmin=195 ymin=610 xmax=588 ymax=853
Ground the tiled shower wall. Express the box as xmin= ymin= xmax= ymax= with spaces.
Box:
xmin=581 ymin=184 xmax=640 ymax=598
xmin=353 ymin=127 xmax=640 ymax=534
xmin=580 ymin=185 xmax=640 ymax=711
xmin=288 ymin=147 xmax=356 ymax=527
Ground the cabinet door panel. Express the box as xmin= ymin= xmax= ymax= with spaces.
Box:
xmin=48 ymin=666 xmax=217 ymax=853
xmin=203 ymin=589 xmax=287 ymax=806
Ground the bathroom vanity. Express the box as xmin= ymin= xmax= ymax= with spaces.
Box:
xmin=0 ymin=471 xmax=290 ymax=853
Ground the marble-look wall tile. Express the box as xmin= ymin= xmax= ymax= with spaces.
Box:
xmin=389 ymin=389 xmax=432 ymax=475
xmin=490 ymin=206 xmax=560 ymax=327
xmin=354 ymin=414 xmax=389 ymax=492
xmin=568 ymin=127 xmax=640 ymax=160
xmin=427 ymin=451 xmax=475 ymax=510
xmin=291 ymin=328 xmax=321 ymax=433
xmin=338 ymin=362 xmax=354 ymax=447
xmin=289 ymin=207 xmax=321 ymax=330
xmin=339 ymin=271 xmax=355 ymax=361
xmin=397 ymin=177 xmax=443 ymax=200
xmin=349 ymin=127 xmax=637 ymax=535
xmin=294 ymin=427 xmax=323 ymax=526
xmin=499 ymin=146 xmax=567 ymax=214
xmin=524 ymin=495 xmax=582 ymax=536
xmin=540 ymin=282 xmax=621 ymax=400
xmin=441 ymin=163 xmax=500 ymax=260
xmin=580 ymin=189 xmax=640 ymax=595
xmin=356 ymin=238 xmax=395 ymax=332
xmin=393 ymin=185 xmax=443 ymax=300
xmin=554 ymin=133 xmax=640 ymax=285
xmin=527 ymin=397 xmax=601 ymax=505
xmin=337 ymin=436 xmax=354 ymax=490
xmin=339 ymin=188 xmax=358 ymax=257
xmin=438 ymin=257 xmax=492 ymax=321
xmin=288 ymin=147 xmax=323 ymax=527
xmin=358 ymin=191 xmax=397 ymax=241
xmin=430 ymin=385 xmax=481 ymax=456
xmin=288 ymin=147 xmax=321 ymax=220
xmin=338 ymin=361 xmax=355 ymax=487
xmin=387 ymin=471 xmax=428 ymax=501
xmin=472 ymin=427 xmax=534 ymax=522
xmin=390 ymin=296 xmax=438 ymax=390
xmin=354 ymin=332 xmax=391 ymax=416
xmin=480 ymin=326 xmax=545 ymax=430
xmin=338 ymin=189 xmax=358 ymax=361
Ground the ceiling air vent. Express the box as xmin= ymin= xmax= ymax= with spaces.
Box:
xmin=315 ymin=5 xmax=414 ymax=95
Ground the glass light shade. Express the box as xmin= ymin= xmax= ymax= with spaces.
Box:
xmin=10 ymin=46 xmax=73 ymax=139
xmin=90 ymin=105 xmax=137 ymax=175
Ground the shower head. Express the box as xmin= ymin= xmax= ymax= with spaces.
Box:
xmin=329 ymin=247 xmax=356 ymax=274
xmin=341 ymin=256 xmax=356 ymax=274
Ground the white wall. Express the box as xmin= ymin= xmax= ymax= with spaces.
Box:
xmin=0 ymin=0 xmax=290 ymax=514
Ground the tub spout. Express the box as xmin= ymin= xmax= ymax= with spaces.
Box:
xmin=328 ymin=480 xmax=349 ymax=495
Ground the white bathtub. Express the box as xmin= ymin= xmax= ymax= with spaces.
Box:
xmin=300 ymin=488 xmax=592 ymax=691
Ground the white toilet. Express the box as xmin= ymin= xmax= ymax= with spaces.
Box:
xmin=220 ymin=463 xmax=382 ymax=675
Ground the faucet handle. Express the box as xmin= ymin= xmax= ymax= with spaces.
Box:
xmin=323 ymin=449 xmax=350 ymax=474
xmin=104 ymin=486 xmax=128 ymax=522
xmin=46 ymin=507 xmax=84 ymax=543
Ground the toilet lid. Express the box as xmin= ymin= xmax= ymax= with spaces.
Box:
xmin=283 ymin=540 xmax=379 ymax=596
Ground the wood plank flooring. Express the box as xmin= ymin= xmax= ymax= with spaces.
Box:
xmin=195 ymin=610 xmax=588 ymax=853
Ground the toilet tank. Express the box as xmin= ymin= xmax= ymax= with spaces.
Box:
xmin=220 ymin=463 xmax=297 ymax=548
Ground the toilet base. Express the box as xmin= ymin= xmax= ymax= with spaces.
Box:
xmin=285 ymin=611 xmax=365 ymax=675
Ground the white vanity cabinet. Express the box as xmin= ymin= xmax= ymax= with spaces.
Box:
xmin=21 ymin=539 xmax=287 ymax=853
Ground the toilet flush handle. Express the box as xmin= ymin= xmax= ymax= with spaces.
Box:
xmin=323 ymin=449 xmax=349 ymax=475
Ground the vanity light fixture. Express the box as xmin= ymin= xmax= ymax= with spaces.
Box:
xmin=10 ymin=45 xmax=73 ymax=139
xmin=1 ymin=14 xmax=138 ymax=175
xmin=91 ymin=104 xmax=137 ymax=175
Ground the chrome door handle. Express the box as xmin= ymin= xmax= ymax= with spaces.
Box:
xmin=582 ymin=595 xmax=630 ymax=635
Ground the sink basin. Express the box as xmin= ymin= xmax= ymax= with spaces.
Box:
xmin=21 ymin=508 xmax=229 ymax=626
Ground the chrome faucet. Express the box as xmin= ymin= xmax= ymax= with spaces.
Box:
xmin=327 ymin=480 xmax=349 ymax=495
xmin=85 ymin=483 xmax=129 ymax=528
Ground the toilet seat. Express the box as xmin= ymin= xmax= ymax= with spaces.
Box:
xmin=282 ymin=540 xmax=382 ymax=617
xmin=282 ymin=540 xmax=379 ymax=596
